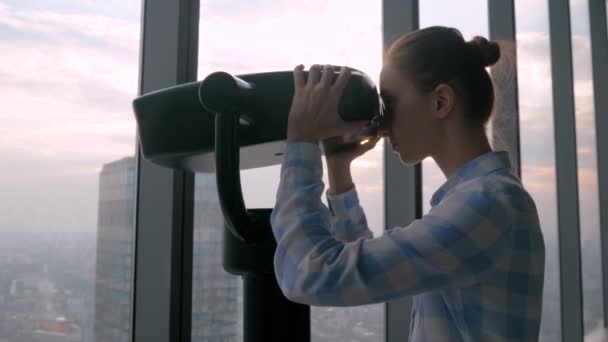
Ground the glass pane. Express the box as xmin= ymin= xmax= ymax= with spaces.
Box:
xmin=196 ymin=1 xmax=384 ymax=341
xmin=570 ymin=0 xmax=606 ymax=340
xmin=419 ymin=1 xmax=488 ymax=211
xmin=0 ymin=1 xmax=140 ymax=342
xmin=514 ymin=0 xmax=561 ymax=340
xmin=192 ymin=174 xmax=243 ymax=341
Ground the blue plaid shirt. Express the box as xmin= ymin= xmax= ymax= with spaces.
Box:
xmin=270 ymin=142 xmax=545 ymax=341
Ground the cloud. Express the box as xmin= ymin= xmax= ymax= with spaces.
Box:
xmin=351 ymin=159 xmax=380 ymax=169
xmin=198 ymin=0 xmax=385 ymax=232
xmin=198 ymin=0 xmax=382 ymax=82
xmin=516 ymin=33 xmax=554 ymax=99
xmin=420 ymin=0 xmax=488 ymax=38
xmin=514 ymin=26 xmax=600 ymax=245
xmin=522 ymin=164 xmax=556 ymax=194
xmin=513 ymin=0 xmax=551 ymax=34
xmin=578 ymin=168 xmax=601 ymax=241
xmin=0 ymin=2 xmax=139 ymax=172
xmin=0 ymin=2 xmax=139 ymax=232
xmin=0 ymin=2 xmax=139 ymax=51
xmin=1 ymin=0 xmax=601 ymax=239
xmin=202 ymin=0 xmax=332 ymax=17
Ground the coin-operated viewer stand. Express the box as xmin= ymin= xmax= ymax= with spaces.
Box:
xmin=132 ymin=68 xmax=384 ymax=342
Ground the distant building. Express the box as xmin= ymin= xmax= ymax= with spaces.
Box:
xmin=191 ymin=173 xmax=243 ymax=341
xmin=93 ymin=157 xmax=135 ymax=342
xmin=94 ymin=159 xmax=242 ymax=342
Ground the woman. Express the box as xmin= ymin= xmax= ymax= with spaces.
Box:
xmin=270 ymin=26 xmax=545 ymax=341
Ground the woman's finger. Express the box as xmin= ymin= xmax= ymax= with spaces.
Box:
xmin=308 ymin=64 xmax=322 ymax=86
xmin=332 ymin=66 xmax=351 ymax=95
xmin=293 ymin=64 xmax=305 ymax=89
xmin=320 ymin=64 xmax=334 ymax=87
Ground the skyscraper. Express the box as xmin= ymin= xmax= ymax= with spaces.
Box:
xmin=93 ymin=158 xmax=242 ymax=342
xmin=94 ymin=157 xmax=135 ymax=342
xmin=192 ymin=173 xmax=243 ymax=341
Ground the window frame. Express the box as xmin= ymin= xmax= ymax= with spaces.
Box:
xmin=132 ymin=0 xmax=198 ymax=341
xmin=130 ymin=0 xmax=608 ymax=340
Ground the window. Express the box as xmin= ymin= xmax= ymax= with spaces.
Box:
xmin=192 ymin=173 xmax=241 ymax=341
xmin=419 ymin=0 xmax=489 ymax=214
xmin=418 ymin=1 xmax=563 ymax=340
xmin=514 ymin=0 xmax=561 ymax=340
xmin=569 ymin=0 xmax=606 ymax=339
xmin=0 ymin=1 xmax=140 ymax=342
xmin=195 ymin=1 xmax=384 ymax=341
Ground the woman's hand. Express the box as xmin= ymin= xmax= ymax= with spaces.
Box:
xmin=286 ymin=64 xmax=370 ymax=143
xmin=322 ymin=135 xmax=382 ymax=166
xmin=323 ymin=135 xmax=381 ymax=195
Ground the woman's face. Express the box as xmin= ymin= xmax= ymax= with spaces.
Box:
xmin=379 ymin=63 xmax=439 ymax=164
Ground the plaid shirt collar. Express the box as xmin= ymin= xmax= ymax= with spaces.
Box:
xmin=430 ymin=150 xmax=512 ymax=207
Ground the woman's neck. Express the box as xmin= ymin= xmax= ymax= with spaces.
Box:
xmin=432 ymin=124 xmax=492 ymax=179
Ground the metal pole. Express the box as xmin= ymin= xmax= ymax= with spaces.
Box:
xmin=588 ymin=0 xmax=608 ymax=327
xmin=382 ymin=1 xmax=420 ymax=341
xmin=547 ymin=0 xmax=584 ymax=340
xmin=133 ymin=0 xmax=199 ymax=341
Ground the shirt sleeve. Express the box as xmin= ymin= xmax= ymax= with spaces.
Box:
xmin=325 ymin=185 xmax=374 ymax=242
xmin=270 ymin=142 xmax=514 ymax=307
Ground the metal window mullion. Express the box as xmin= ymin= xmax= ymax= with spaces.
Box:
xmin=382 ymin=1 xmax=420 ymax=341
xmin=132 ymin=0 xmax=199 ymax=342
xmin=488 ymin=0 xmax=521 ymax=178
xmin=547 ymin=0 xmax=584 ymax=341
xmin=588 ymin=0 xmax=608 ymax=327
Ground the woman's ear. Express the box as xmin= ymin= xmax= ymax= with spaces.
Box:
xmin=432 ymin=83 xmax=455 ymax=119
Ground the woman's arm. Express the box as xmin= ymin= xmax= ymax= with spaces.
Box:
xmin=326 ymin=159 xmax=354 ymax=195
xmin=271 ymin=143 xmax=516 ymax=307
xmin=325 ymin=158 xmax=374 ymax=242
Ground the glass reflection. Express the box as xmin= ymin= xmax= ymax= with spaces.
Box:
xmin=196 ymin=1 xmax=384 ymax=341
xmin=515 ymin=0 xmax=562 ymax=340
xmin=569 ymin=0 xmax=606 ymax=340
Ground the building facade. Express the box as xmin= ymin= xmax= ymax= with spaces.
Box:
xmin=94 ymin=157 xmax=135 ymax=342
xmin=94 ymin=159 xmax=242 ymax=342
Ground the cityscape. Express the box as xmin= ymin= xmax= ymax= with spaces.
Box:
xmin=0 ymin=155 xmax=604 ymax=341
xmin=0 ymin=156 xmax=389 ymax=341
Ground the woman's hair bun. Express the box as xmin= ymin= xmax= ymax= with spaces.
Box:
xmin=467 ymin=36 xmax=500 ymax=67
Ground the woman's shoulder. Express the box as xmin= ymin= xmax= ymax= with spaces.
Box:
xmin=444 ymin=170 xmax=537 ymax=215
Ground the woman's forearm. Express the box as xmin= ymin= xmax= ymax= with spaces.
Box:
xmin=326 ymin=159 xmax=354 ymax=195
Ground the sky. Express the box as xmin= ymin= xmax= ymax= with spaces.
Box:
xmin=0 ymin=0 xmax=601 ymax=238
xmin=0 ymin=0 xmax=605 ymax=339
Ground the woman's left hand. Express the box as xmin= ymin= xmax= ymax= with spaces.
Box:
xmin=286 ymin=64 xmax=370 ymax=143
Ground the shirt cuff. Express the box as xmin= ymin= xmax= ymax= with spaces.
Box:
xmin=326 ymin=184 xmax=360 ymax=216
